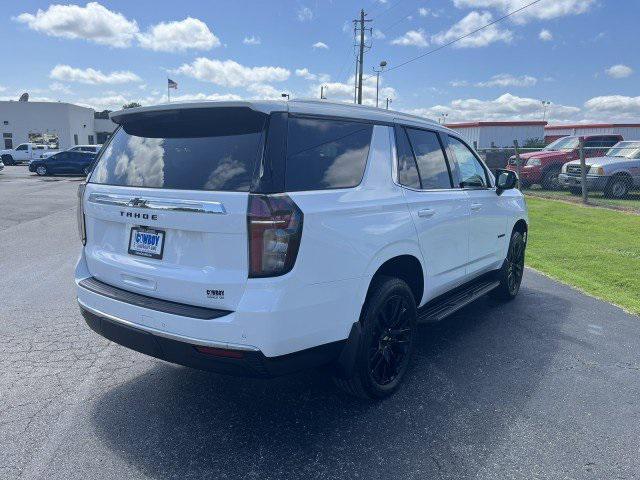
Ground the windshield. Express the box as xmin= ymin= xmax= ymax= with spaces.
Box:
xmin=543 ymin=136 xmax=579 ymax=151
xmin=89 ymin=107 xmax=267 ymax=191
xmin=606 ymin=141 xmax=640 ymax=159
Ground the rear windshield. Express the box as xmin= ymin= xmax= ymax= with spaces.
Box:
xmin=89 ymin=107 xmax=266 ymax=191
xmin=285 ymin=116 xmax=373 ymax=191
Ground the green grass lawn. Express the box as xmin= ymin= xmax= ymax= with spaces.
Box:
xmin=526 ymin=197 xmax=640 ymax=315
xmin=525 ymin=189 xmax=640 ymax=213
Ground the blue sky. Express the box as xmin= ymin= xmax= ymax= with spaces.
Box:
xmin=1 ymin=0 xmax=638 ymax=123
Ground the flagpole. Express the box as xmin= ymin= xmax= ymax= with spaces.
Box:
xmin=167 ymin=79 xmax=170 ymax=103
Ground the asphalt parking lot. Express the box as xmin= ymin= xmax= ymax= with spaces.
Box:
xmin=1 ymin=165 xmax=640 ymax=480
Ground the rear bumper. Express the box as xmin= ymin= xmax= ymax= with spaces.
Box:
xmin=81 ymin=304 xmax=344 ymax=377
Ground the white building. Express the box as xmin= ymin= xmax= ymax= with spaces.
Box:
xmin=445 ymin=121 xmax=548 ymax=149
xmin=545 ymin=123 xmax=640 ymax=143
xmin=0 ymin=100 xmax=117 ymax=150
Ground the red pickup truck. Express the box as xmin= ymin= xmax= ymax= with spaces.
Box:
xmin=506 ymin=134 xmax=622 ymax=189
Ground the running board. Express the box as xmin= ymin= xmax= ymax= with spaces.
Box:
xmin=417 ymin=278 xmax=500 ymax=323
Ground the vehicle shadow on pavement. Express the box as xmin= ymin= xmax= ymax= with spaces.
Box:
xmin=91 ymin=284 xmax=569 ymax=480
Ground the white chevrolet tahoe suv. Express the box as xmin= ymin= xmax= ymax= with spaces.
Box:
xmin=76 ymin=100 xmax=527 ymax=399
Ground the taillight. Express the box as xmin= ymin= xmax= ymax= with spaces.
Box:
xmin=247 ymin=194 xmax=303 ymax=278
xmin=77 ymin=183 xmax=86 ymax=245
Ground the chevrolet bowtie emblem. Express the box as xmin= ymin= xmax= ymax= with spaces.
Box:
xmin=128 ymin=198 xmax=147 ymax=208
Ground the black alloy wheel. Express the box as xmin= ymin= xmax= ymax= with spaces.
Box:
xmin=368 ymin=294 xmax=413 ymax=386
xmin=333 ymin=276 xmax=417 ymax=399
xmin=505 ymin=234 xmax=525 ymax=296
xmin=491 ymin=230 xmax=526 ymax=301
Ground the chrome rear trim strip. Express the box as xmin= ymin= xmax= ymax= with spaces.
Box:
xmin=88 ymin=193 xmax=227 ymax=214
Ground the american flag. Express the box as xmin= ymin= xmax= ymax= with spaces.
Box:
xmin=168 ymin=78 xmax=178 ymax=89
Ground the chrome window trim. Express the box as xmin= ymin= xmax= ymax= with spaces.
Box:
xmin=88 ymin=193 xmax=227 ymax=214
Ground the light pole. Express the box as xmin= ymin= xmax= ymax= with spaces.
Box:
xmin=385 ymin=98 xmax=392 ymax=110
xmin=372 ymin=60 xmax=387 ymax=108
xmin=320 ymin=85 xmax=327 ymax=100
xmin=439 ymin=113 xmax=449 ymax=124
xmin=541 ymin=100 xmax=550 ymax=121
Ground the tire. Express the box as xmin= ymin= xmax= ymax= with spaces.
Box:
xmin=2 ymin=155 xmax=14 ymax=166
xmin=333 ymin=276 xmax=417 ymax=400
xmin=568 ymin=187 xmax=582 ymax=196
xmin=540 ymin=168 xmax=561 ymax=190
xmin=490 ymin=230 xmax=526 ymax=301
xmin=605 ymin=177 xmax=630 ymax=199
xmin=35 ymin=165 xmax=48 ymax=176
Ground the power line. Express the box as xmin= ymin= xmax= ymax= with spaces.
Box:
xmin=369 ymin=0 xmax=406 ymax=19
xmin=385 ymin=0 xmax=544 ymax=73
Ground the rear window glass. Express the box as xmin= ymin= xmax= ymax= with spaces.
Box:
xmin=89 ymin=108 xmax=266 ymax=191
xmin=285 ymin=116 xmax=373 ymax=191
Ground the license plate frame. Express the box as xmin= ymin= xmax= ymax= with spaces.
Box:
xmin=128 ymin=227 xmax=165 ymax=260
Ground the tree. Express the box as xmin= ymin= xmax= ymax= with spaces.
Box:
xmin=523 ymin=137 xmax=546 ymax=149
xmin=122 ymin=102 xmax=141 ymax=109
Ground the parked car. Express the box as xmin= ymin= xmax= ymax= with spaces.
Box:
xmin=0 ymin=158 xmax=4 ymax=172
xmin=506 ymin=135 xmax=622 ymax=189
xmin=0 ymin=143 xmax=58 ymax=165
xmin=40 ymin=144 xmax=103 ymax=159
xmin=76 ymin=101 xmax=528 ymax=399
xmin=29 ymin=150 xmax=96 ymax=176
xmin=559 ymin=141 xmax=640 ymax=198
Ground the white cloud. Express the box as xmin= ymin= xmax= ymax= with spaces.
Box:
xmin=307 ymin=75 xmax=397 ymax=107
xmin=246 ymin=84 xmax=288 ymax=100
xmin=295 ymin=68 xmax=330 ymax=82
xmin=584 ymin=95 xmax=640 ymax=118
xmin=312 ymin=41 xmax=329 ymax=49
xmin=243 ymin=35 xmax=261 ymax=45
xmin=539 ymin=29 xmax=553 ymax=41
xmin=605 ymin=64 xmax=633 ymax=79
xmin=372 ymin=29 xmax=386 ymax=40
xmin=0 ymin=85 xmax=6 ymax=92
xmin=298 ymin=7 xmax=313 ymax=21
xmin=174 ymin=58 xmax=290 ymax=87
xmin=137 ymin=17 xmax=220 ymax=52
xmin=476 ymin=73 xmax=538 ymax=87
xmin=15 ymin=2 xmax=138 ymax=48
xmin=49 ymin=65 xmax=141 ymax=84
xmin=452 ymin=0 xmax=596 ymax=24
xmin=78 ymin=91 xmax=244 ymax=111
xmin=391 ymin=29 xmax=429 ymax=47
xmin=432 ymin=11 xmax=513 ymax=48
xmin=419 ymin=7 xmax=430 ymax=16
xmin=49 ymin=82 xmax=72 ymax=94
xmin=406 ymin=93 xmax=580 ymax=122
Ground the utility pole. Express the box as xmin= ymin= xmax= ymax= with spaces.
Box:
xmin=320 ymin=85 xmax=327 ymax=99
xmin=386 ymin=98 xmax=392 ymax=110
xmin=353 ymin=9 xmax=372 ymax=105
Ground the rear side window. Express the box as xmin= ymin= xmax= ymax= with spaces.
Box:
xmin=90 ymin=108 xmax=266 ymax=191
xmin=395 ymin=126 xmax=421 ymax=189
xmin=405 ymin=128 xmax=452 ymax=189
xmin=285 ymin=116 xmax=373 ymax=191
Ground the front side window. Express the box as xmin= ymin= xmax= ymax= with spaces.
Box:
xmin=448 ymin=136 xmax=488 ymax=188
xmin=405 ymin=128 xmax=452 ymax=189
xmin=90 ymin=108 xmax=266 ymax=191
xmin=16 ymin=144 xmax=27 ymax=151
xmin=285 ymin=116 xmax=372 ymax=191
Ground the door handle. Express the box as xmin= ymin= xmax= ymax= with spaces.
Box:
xmin=417 ymin=208 xmax=435 ymax=218
xmin=470 ymin=203 xmax=482 ymax=212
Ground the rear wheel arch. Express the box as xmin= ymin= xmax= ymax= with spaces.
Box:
xmin=365 ymin=255 xmax=424 ymax=311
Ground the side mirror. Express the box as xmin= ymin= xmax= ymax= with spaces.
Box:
xmin=495 ymin=169 xmax=518 ymax=195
